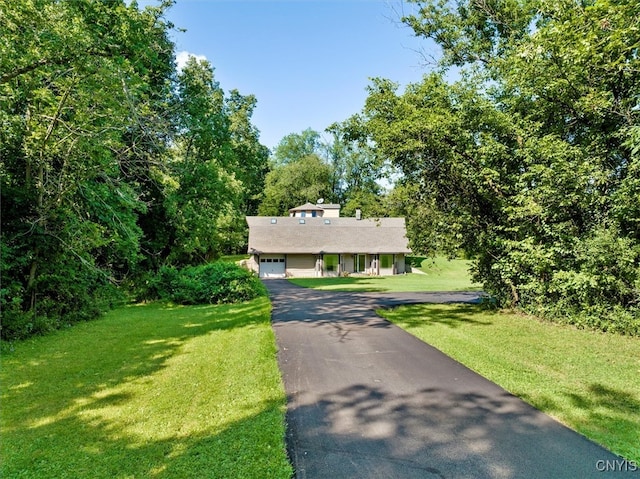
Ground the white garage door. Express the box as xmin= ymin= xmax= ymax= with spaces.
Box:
xmin=259 ymin=256 xmax=286 ymax=278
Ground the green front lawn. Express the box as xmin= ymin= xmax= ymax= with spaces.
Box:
xmin=1 ymin=298 xmax=292 ymax=479
xmin=289 ymin=257 xmax=481 ymax=292
xmin=380 ymin=304 xmax=640 ymax=463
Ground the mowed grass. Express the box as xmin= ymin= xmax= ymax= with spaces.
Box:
xmin=0 ymin=298 xmax=292 ymax=479
xmin=289 ymin=256 xmax=481 ymax=292
xmin=380 ymin=304 xmax=640 ymax=463
xmin=220 ymin=254 xmax=250 ymax=263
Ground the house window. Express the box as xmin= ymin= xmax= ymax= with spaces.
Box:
xmin=356 ymin=254 xmax=366 ymax=272
xmin=301 ymin=211 xmax=306 ymax=217
xmin=324 ymin=254 xmax=339 ymax=272
xmin=380 ymin=254 xmax=393 ymax=269
xmin=312 ymin=210 xmax=317 ymax=217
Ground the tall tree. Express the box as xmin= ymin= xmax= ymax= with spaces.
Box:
xmin=165 ymin=56 xmax=241 ymax=264
xmin=1 ymin=0 xmax=270 ymax=339
xmin=258 ymin=154 xmax=333 ymax=216
xmin=271 ymin=128 xmax=322 ymax=165
xmin=353 ymin=0 xmax=640 ymax=333
xmin=227 ymin=89 xmax=270 ymax=216
xmin=0 ymin=0 xmax=176 ymax=338
xmin=324 ymin=129 xmax=384 ymax=204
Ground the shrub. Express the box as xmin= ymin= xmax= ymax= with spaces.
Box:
xmin=142 ymin=262 xmax=265 ymax=305
xmin=0 ymin=256 xmax=123 ymax=341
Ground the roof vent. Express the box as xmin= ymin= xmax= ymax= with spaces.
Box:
xmin=355 ymin=208 xmax=362 ymax=220
xmin=270 ymin=218 xmax=277 ymax=224
xmin=299 ymin=219 xmax=306 ymax=224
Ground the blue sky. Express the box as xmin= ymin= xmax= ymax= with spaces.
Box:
xmin=160 ymin=0 xmax=437 ymax=150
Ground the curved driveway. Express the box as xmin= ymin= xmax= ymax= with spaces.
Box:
xmin=265 ymin=280 xmax=636 ymax=479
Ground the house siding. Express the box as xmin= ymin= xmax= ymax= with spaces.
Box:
xmin=342 ymin=254 xmax=354 ymax=274
xmin=246 ymin=214 xmax=411 ymax=278
xmin=286 ymin=254 xmax=317 ymax=277
xmin=246 ymin=252 xmax=406 ymax=278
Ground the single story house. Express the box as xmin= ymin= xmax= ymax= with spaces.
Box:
xmin=245 ymin=203 xmax=411 ymax=278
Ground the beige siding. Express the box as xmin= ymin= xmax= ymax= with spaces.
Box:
xmin=342 ymin=254 xmax=354 ymax=274
xmin=286 ymin=254 xmax=317 ymax=277
xmin=395 ymin=254 xmax=406 ymax=274
xmin=322 ymin=208 xmax=340 ymax=218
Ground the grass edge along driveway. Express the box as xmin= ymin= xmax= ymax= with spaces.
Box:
xmin=380 ymin=303 xmax=640 ymax=465
xmin=0 ymin=298 xmax=293 ymax=479
xmin=289 ymin=257 xmax=481 ymax=292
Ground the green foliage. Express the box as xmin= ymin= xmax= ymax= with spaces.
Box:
xmin=271 ymin=128 xmax=322 ymax=165
xmin=1 ymin=0 xmax=270 ymax=340
xmin=1 ymin=251 xmax=124 ymax=341
xmin=143 ymin=262 xmax=266 ymax=305
xmin=227 ymin=90 xmax=271 ymax=217
xmin=258 ymin=153 xmax=334 ymax=215
xmin=260 ymin=127 xmax=388 ymax=216
xmin=165 ymin=57 xmax=243 ymax=264
xmin=351 ymin=0 xmax=640 ymax=334
xmin=1 ymin=0 xmax=171 ymax=340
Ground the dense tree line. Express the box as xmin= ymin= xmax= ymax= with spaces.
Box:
xmin=3 ymin=0 xmax=638 ymax=339
xmin=258 ymin=128 xmax=390 ymax=217
xmin=343 ymin=0 xmax=639 ymax=334
xmin=0 ymin=0 xmax=268 ymax=339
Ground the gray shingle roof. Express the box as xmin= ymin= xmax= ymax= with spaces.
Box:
xmin=246 ymin=216 xmax=411 ymax=254
xmin=288 ymin=202 xmax=324 ymax=212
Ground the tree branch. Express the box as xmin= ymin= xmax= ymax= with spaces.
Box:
xmin=0 ymin=58 xmax=51 ymax=84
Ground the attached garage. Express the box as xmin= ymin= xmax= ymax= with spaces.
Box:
xmin=258 ymin=255 xmax=286 ymax=278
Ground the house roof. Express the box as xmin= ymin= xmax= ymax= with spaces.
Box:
xmin=288 ymin=202 xmax=324 ymax=212
xmin=287 ymin=202 xmax=341 ymax=212
xmin=319 ymin=203 xmax=340 ymax=210
xmin=246 ymin=216 xmax=411 ymax=254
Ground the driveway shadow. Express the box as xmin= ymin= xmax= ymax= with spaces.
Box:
xmin=287 ymin=383 xmax=630 ymax=479
xmin=264 ymin=280 xmax=636 ymax=479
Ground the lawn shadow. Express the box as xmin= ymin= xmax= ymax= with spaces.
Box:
xmin=521 ymin=382 xmax=640 ymax=462
xmin=1 ymin=298 xmax=272 ymax=445
xmin=1 ymin=396 xmax=291 ymax=478
xmin=406 ymin=255 xmax=428 ymax=269
xmin=1 ymin=297 xmax=292 ymax=478
xmin=289 ymin=276 xmax=388 ymax=292
xmin=382 ymin=304 xmax=493 ymax=329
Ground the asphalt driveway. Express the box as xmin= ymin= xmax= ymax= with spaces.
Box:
xmin=265 ymin=279 xmax=638 ymax=479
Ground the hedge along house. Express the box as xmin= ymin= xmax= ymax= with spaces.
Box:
xmin=245 ymin=203 xmax=411 ymax=278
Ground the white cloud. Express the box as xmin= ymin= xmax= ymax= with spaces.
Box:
xmin=175 ymin=51 xmax=208 ymax=71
